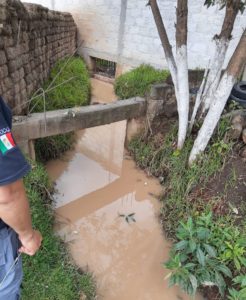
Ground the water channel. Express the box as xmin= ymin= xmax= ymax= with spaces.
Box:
xmin=46 ymin=78 xmax=203 ymax=300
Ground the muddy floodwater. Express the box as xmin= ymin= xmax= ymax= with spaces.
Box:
xmin=46 ymin=79 xmax=203 ymax=300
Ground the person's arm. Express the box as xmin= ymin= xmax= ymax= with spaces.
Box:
xmin=0 ymin=179 xmax=42 ymax=256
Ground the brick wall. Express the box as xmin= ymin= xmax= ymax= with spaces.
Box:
xmin=0 ymin=0 xmax=77 ymax=113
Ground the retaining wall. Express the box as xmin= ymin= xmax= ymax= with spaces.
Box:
xmin=0 ymin=0 xmax=77 ymax=113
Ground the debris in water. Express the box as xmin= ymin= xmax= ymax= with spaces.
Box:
xmin=118 ymin=212 xmax=136 ymax=224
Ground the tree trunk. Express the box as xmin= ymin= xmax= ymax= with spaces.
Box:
xmin=176 ymin=0 xmax=189 ymax=149
xmin=148 ymin=0 xmax=178 ymax=88
xmin=189 ymin=29 xmax=246 ymax=164
xmin=201 ymin=0 xmax=241 ymax=113
xmin=189 ymin=0 xmax=242 ymax=129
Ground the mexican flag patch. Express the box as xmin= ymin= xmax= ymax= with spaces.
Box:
xmin=0 ymin=132 xmax=16 ymax=154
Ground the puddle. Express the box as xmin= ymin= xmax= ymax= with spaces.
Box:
xmin=46 ymin=79 xmax=203 ymax=300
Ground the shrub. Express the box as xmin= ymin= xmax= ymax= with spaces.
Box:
xmin=32 ymin=57 xmax=90 ymax=162
xmin=165 ymin=212 xmax=246 ymax=298
xmin=114 ymin=64 xmax=169 ymax=99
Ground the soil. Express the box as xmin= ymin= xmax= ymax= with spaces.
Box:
xmin=204 ymin=146 xmax=246 ymax=217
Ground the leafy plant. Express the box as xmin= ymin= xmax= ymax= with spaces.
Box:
xmin=228 ymin=275 xmax=246 ymax=300
xmin=219 ymin=232 xmax=246 ymax=271
xmin=164 ymin=212 xmax=246 ymax=297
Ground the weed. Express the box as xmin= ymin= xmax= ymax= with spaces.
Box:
xmin=114 ymin=64 xmax=169 ymax=99
xmin=228 ymin=275 xmax=246 ymax=300
xmin=165 ymin=212 xmax=246 ymax=298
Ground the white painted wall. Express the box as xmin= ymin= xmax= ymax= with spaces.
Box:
xmin=23 ymin=0 xmax=246 ymax=71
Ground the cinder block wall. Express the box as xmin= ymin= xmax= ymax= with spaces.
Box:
xmin=0 ymin=0 xmax=77 ymax=113
xmin=25 ymin=0 xmax=246 ymax=74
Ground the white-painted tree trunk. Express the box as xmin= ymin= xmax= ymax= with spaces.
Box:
xmin=189 ymin=72 xmax=236 ymax=164
xmin=176 ymin=45 xmax=189 ymax=149
xmin=201 ymin=39 xmax=229 ymax=112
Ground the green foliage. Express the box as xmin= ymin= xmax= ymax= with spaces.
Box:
xmin=129 ymin=118 xmax=233 ymax=236
xmin=32 ymin=57 xmax=90 ymax=112
xmin=22 ymin=161 xmax=96 ymax=300
xmin=204 ymin=0 xmax=245 ymax=13
xmin=228 ymin=275 xmax=246 ymax=300
xmin=35 ymin=133 xmax=75 ymax=162
xmin=165 ymin=213 xmax=246 ymax=298
xmin=114 ymin=64 xmax=169 ymax=99
xmin=33 ymin=57 xmax=90 ymax=162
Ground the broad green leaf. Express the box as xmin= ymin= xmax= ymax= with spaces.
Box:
xmin=215 ymin=271 xmax=226 ymax=296
xmin=204 ymin=244 xmax=217 ymax=257
xmin=233 ymin=275 xmax=246 ymax=286
xmin=197 ymin=227 xmax=210 ymax=240
xmin=174 ymin=240 xmax=188 ymax=251
xmin=189 ymin=274 xmax=198 ymax=295
xmin=187 ymin=217 xmax=193 ymax=232
xmin=239 ymin=257 xmax=246 ymax=267
xmin=234 ymin=257 xmax=241 ymax=271
xmin=239 ymin=287 xmax=246 ymax=298
xmin=216 ymin=265 xmax=232 ymax=278
xmin=168 ymin=275 xmax=176 ymax=287
xmin=189 ymin=240 xmax=196 ymax=252
xmin=184 ymin=263 xmax=196 ymax=270
xmin=180 ymin=253 xmax=188 ymax=263
xmin=196 ymin=248 xmax=206 ymax=266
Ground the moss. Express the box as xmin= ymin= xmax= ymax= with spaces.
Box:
xmin=114 ymin=64 xmax=169 ymax=99
xmin=32 ymin=57 xmax=91 ymax=162
xmin=22 ymin=161 xmax=96 ymax=300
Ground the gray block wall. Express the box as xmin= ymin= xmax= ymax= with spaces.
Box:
xmin=0 ymin=0 xmax=77 ymax=113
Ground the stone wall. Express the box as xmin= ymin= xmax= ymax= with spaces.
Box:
xmin=0 ymin=0 xmax=77 ymax=113
xmin=25 ymin=0 xmax=245 ymax=73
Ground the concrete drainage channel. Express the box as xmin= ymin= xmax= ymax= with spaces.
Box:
xmin=46 ymin=78 xmax=204 ymax=300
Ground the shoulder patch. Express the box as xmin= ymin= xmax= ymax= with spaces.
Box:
xmin=0 ymin=132 xmax=16 ymax=154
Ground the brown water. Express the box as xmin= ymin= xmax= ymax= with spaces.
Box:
xmin=46 ymin=79 xmax=203 ymax=300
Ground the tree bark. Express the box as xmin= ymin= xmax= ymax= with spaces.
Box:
xmin=189 ymin=29 xmax=246 ymax=164
xmin=176 ymin=0 xmax=189 ymax=149
xmin=148 ymin=0 xmax=178 ymax=88
xmin=201 ymin=0 xmax=241 ymax=113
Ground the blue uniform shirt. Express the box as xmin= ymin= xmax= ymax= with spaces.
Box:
xmin=0 ymin=96 xmax=31 ymax=186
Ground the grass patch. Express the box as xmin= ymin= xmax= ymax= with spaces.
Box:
xmin=32 ymin=57 xmax=91 ymax=162
xmin=114 ymin=64 xmax=169 ymax=99
xmin=128 ymin=118 xmax=246 ymax=299
xmin=129 ymin=118 xmax=233 ymax=237
xmin=22 ymin=161 xmax=96 ymax=300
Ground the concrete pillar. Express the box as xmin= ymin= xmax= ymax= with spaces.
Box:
xmin=28 ymin=140 xmax=36 ymax=161
xmin=125 ymin=83 xmax=177 ymax=145
xmin=18 ymin=139 xmax=36 ymax=161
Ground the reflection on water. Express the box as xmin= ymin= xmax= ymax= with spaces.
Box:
xmin=46 ymin=79 xmax=203 ymax=300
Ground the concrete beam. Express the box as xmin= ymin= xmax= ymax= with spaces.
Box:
xmin=12 ymin=97 xmax=146 ymax=143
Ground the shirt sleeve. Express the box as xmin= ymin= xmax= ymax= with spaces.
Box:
xmin=0 ymin=97 xmax=31 ymax=186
